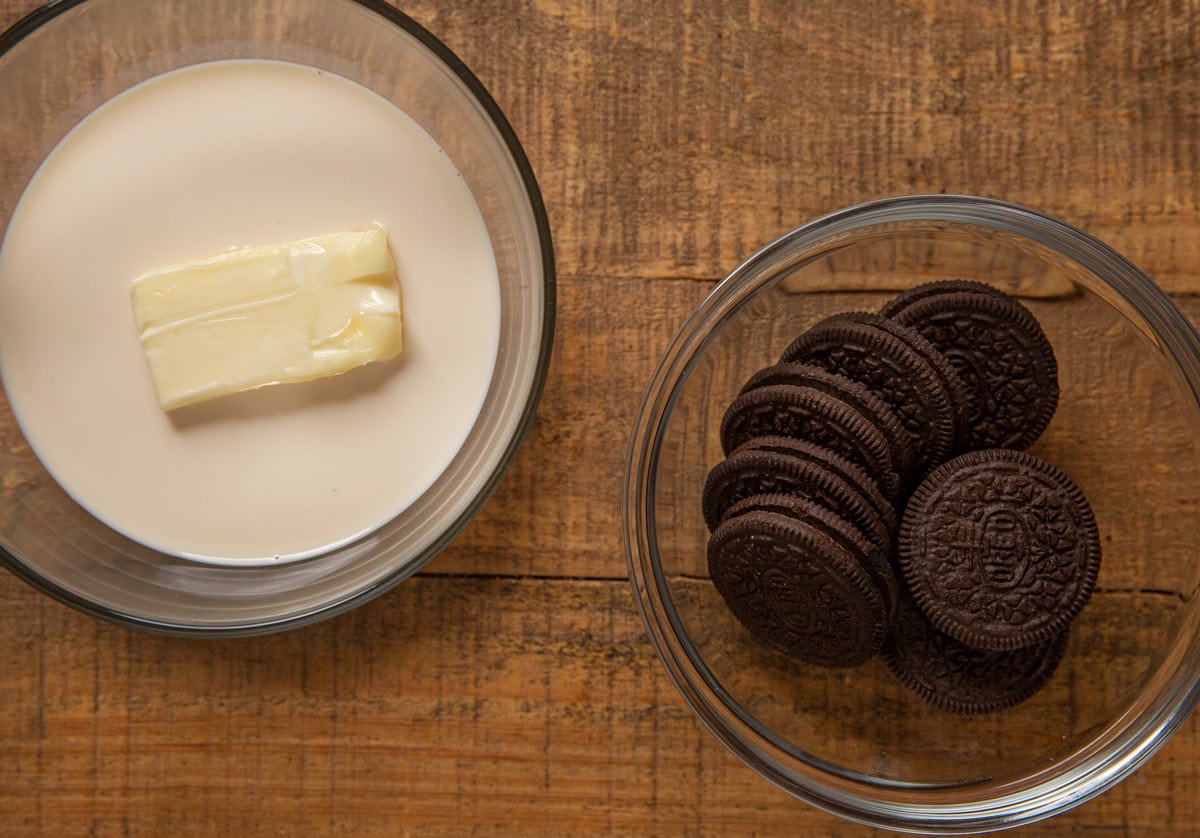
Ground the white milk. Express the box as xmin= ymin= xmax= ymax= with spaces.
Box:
xmin=0 ymin=60 xmax=501 ymax=564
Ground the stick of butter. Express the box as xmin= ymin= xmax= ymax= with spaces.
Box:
xmin=130 ymin=224 xmax=403 ymax=411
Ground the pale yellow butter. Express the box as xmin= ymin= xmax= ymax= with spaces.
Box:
xmin=131 ymin=224 xmax=403 ymax=411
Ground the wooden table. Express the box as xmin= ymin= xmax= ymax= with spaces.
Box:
xmin=2 ymin=0 xmax=1199 ymax=833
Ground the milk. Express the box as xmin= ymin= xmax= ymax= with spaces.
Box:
xmin=0 ymin=59 xmax=501 ymax=564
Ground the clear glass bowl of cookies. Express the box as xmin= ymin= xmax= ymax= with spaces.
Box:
xmin=624 ymin=195 xmax=1200 ymax=831
xmin=0 ymin=0 xmax=553 ymax=634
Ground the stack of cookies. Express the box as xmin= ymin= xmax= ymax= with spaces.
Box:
xmin=702 ymin=280 xmax=1101 ymax=714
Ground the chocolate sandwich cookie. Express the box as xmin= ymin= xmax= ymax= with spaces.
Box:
xmin=731 ymin=435 xmax=897 ymax=546
xmin=738 ymin=365 xmax=913 ymax=474
xmin=719 ymin=384 xmax=901 ymax=502
xmin=702 ymin=439 xmax=895 ymax=556
xmin=890 ymin=291 xmax=1058 ymax=451
xmin=708 ymin=510 xmax=890 ymax=667
xmin=898 ymin=449 xmax=1100 ymax=651
xmin=879 ymin=279 xmax=1008 ymax=319
xmin=722 ymin=493 xmax=899 ymax=621
xmin=739 ymin=364 xmax=915 ymax=496
xmin=836 ymin=313 xmax=972 ymax=459
xmin=882 ymin=592 xmax=1069 ymax=714
xmin=779 ymin=314 xmax=960 ymax=482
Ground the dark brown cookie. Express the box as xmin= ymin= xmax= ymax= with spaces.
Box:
xmin=708 ymin=510 xmax=890 ymax=667
xmin=739 ymin=363 xmax=915 ymax=495
xmin=719 ymin=384 xmax=901 ymax=501
xmin=890 ymin=291 xmax=1058 ymax=451
xmin=731 ymin=435 xmax=898 ymax=546
xmin=898 ymin=449 xmax=1101 ymax=651
xmin=779 ymin=314 xmax=958 ymax=482
xmin=837 ymin=313 xmax=973 ymax=459
xmin=882 ymin=591 xmax=1069 ymax=714
xmin=722 ymin=493 xmax=899 ymax=621
xmin=879 ymin=279 xmax=1008 ymax=319
xmin=702 ymin=439 xmax=895 ymax=557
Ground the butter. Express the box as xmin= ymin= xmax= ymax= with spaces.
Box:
xmin=131 ymin=224 xmax=403 ymax=411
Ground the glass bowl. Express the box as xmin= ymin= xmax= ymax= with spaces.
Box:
xmin=624 ymin=195 xmax=1200 ymax=832
xmin=0 ymin=0 xmax=554 ymax=634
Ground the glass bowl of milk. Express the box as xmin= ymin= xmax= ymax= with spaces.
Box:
xmin=0 ymin=0 xmax=554 ymax=633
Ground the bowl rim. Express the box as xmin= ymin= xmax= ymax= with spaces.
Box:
xmin=623 ymin=193 xmax=1200 ymax=832
xmin=0 ymin=0 xmax=556 ymax=637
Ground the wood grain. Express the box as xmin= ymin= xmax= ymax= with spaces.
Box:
xmin=1 ymin=575 xmax=1198 ymax=836
xmin=3 ymin=0 xmax=1200 ymax=834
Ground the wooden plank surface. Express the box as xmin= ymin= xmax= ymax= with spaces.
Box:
xmin=2 ymin=0 xmax=1200 ymax=834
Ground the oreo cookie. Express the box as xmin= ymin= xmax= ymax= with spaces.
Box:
xmin=702 ymin=437 xmax=896 ymax=556
xmin=882 ymin=591 xmax=1069 ymax=714
xmin=889 ymin=290 xmax=1058 ymax=451
xmin=708 ymin=510 xmax=890 ymax=667
xmin=779 ymin=313 xmax=960 ymax=482
xmin=719 ymin=384 xmax=901 ymax=501
xmin=722 ymin=493 xmax=900 ymax=621
xmin=731 ymin=436 xmax=897 ymax=546
xmin=879 ymin=279 xmax=1009 ymax=319
xmin=838 ymin=313 xmax=973 ymax=459
xmin=739 ymin=364 xmax=915 ymax=494
xmin=898 ymin=449 xmax=1101 ymax=651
